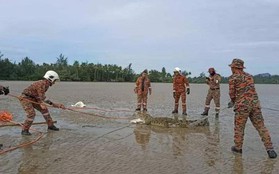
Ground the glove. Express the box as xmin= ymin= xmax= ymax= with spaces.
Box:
xmin=186 ymin=88 xmax=190 ymax=95
xmin=173 ymin=92 xmax=176 ymax=98
xmin=44 ymin=99 xmax=53 ymax=105
xmin=59 ymin=104 xmax=66 ymax=109
xmin=228 ymin=101 xmax=234 ymax=108
xmin=53 ymin=103 xmax=66 ymax=109
xmin=3 ymin=87 xmax=9 ymax=95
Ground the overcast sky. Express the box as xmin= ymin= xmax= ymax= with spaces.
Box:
xmin=0 ymin=0 xmax=279 ymax=77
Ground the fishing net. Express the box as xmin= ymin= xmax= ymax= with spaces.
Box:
xmin=0 ymin=111 xmax=13 ymax=122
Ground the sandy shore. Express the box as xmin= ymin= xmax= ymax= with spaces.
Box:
xmin=0 ymin=82 xmax=278 ymax=173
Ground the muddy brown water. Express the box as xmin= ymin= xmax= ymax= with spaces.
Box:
xmin=0 ymin=81 xmax=278 ymax=174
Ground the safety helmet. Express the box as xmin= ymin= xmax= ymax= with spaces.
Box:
xmin=174 ymin=67 xmax=181 ymax=73
xmin=43 ymin=70 xmax=60 ymax=83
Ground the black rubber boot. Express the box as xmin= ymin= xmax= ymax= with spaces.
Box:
xmin=182 ymin=112 xmax=187 ymax=115
xmin=48 ymin=125 xmax=59 ymax=131
xmin=143 ymin=108 xmax=147 ymax=112
xmin=21 ymin=130 xmax=32 ymax=136
xmin=135 ymin=108 xmax=141 ymax=111
xmin=201 ymin=111 xmax=208 ymax=116
xmin=231 ymin=146 xmax=242 ymax=154
xmin=215 ymin=112 xmax=219 ymax=118
xmin=267 ymin=149 xmax=277 ymax=159
xmin=0 ymin=144 xmax=3 ymax=149
xmin=172 ymin=110 xmax=178 ymax=114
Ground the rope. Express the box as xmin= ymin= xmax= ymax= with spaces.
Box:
xmin=70 ymin=106 xmax=134 ymax=113
xmin=262 ymin=107 xmax=279 ymax=112
xmin=9 ymin=89 xmax=135 ymax=113
xmin=0 ymin=112 xmax=44 ymax=155
xmin=221 ymin=105 xmax=279 ymax=112
xmin=7 ymin=93 xmax=132 ymax=120
xmin=92 ymin=124 xmax=131 ymax=141
xmin=8 ymin=93 xmax=55 ymax=108
xmin=0 ymin=93 xmax=131 ymax=155
xmin=66 ymin=108 xmax=131 ymax=120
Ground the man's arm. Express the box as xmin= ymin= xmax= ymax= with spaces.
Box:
xmin=185 ymin=76 xmax=190 ymax=94
xmin=228 ymin=76 xmax=236 ymax=108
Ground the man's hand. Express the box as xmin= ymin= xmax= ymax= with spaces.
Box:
xmin=134 ymin=87 xmax=137 ymax=94
xmin=186 ymin=88 xmax=190 ymax=95
xmin=0 ymin=86 xmax=9 ymax=95
xmin=3 ymin=87 xmax=9 ymax=95
xmin=40 ymin=103 xmax=47 ymax=110
xmin=228 ymin=101 xmax=234 ymax=108
xmin=59 ymin=104 xmax=66 ymax=109
xmin=206 ymin=77 xmax=210 ymax=80
xmin=53 ymin=103 xmax=66 ymax=109
xmin=173 ymin=92 xmax=176 ymax=98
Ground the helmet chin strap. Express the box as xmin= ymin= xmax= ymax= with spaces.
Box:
xmin=46 ymin=78 xmax=54 ymax=86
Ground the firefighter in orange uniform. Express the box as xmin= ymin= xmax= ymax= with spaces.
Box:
xmin=134 ymin=69 xmax=152 ymax=112
xmin=20 ymin=70 xmax=65 ymax=135
xmin=172 ymin=67 xmax=190 ymax=115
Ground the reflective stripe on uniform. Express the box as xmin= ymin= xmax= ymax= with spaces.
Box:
xmin=26 ymin=118 xmax=34 ymax=121
xmin=42 ymin=113 xmax=50 ymax=116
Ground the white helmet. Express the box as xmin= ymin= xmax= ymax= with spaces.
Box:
xmin=174 ymin=67 xmax=181 ymax=72
xmin=43 ymin=70 xmax=60 ymax=83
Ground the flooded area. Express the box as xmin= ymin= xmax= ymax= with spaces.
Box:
xmin=0 ymin=81 xmax=278 ymax=173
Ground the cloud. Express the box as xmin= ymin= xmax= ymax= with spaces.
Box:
xmin=232 ymin=41 xmax=279 ymax=47
xmin=0 ymin=0 xmax=279 ymax=76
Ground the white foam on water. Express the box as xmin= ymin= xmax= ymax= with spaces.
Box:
xmin=71 ymin=101 xmax=86 ymax=108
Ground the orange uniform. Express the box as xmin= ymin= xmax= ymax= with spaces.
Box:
xmin=20 ymin=79 xmax=55 ymax=130
xmin=172 ymin=73 xmax=190 ymax=115
xmin=135 ymin=75 xmax=151 ymax=111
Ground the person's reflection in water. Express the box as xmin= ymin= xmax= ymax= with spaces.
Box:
xmin=171 ymin=128 xmax=187 ymax=157
xmin=204 ymin=118 xmax=221 ymax=168
xmin=171 ymin=115 xmax=211 ymax=157
xmin=171 ymin=115 xmax=186 ymax=157
xmin=18 ymin=131 xmax=56 ymax=173
xmin=133 ymin=115 xmax=211 ymax=157
xmin=260 ymin=159 xmax=276 ymax=174
xmin=231 ymin=152 xmax=276 ymax=174
xmin=232 ymin=155 xmax=244 ymax=174
xmin=133 ymin=124 xmax=151 ymax=150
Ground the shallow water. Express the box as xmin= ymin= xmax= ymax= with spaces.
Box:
xmin=0 ymin=81 xmax=278 ymax=173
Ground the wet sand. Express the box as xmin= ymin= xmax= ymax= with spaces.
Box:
xmin=0 ymin=81 xmax=278 ymax=173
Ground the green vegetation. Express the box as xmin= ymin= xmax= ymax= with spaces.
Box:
xmin=0 ymin=52 xmax=278 ymax=84
xmin=0 ymin=53 xmax=135 ymax=82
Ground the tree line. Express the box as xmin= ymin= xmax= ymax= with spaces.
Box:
xmin=0 ymin=52 xmax=278 ymax=84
